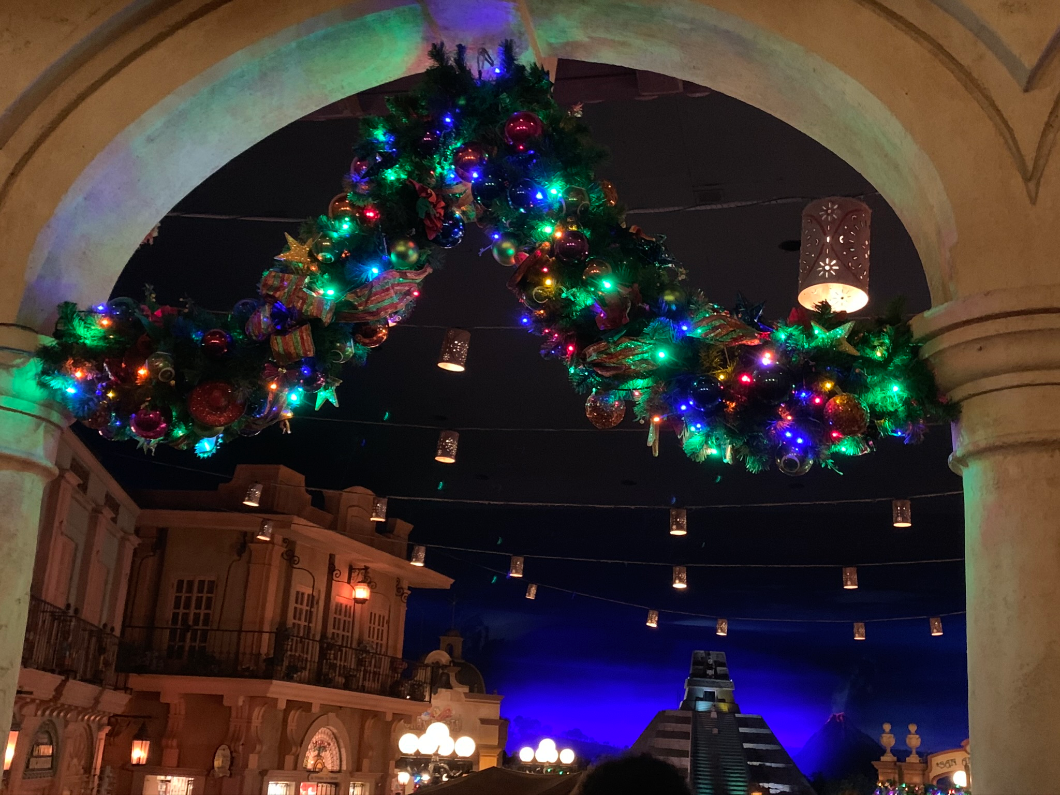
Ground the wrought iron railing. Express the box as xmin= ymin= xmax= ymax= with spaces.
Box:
xmin=21 ymin=596 xmax=122 ymax=688
xmin=117 ymin=626 xmax=433 ymax=702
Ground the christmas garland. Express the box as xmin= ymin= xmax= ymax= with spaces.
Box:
xmin=875 ymin=782 xmax=969 ymax=795
xmin=37 ymin=42 xmax=955 ymax=472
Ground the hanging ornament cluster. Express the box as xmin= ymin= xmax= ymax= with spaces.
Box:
xmin=37 ymin=40 xmax=954 ymax=471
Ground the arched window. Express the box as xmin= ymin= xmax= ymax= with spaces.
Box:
xmin=24 ymin=726 xmax=56 ymax=778
xmin=302 ymin=728 xmax=342 ymax=773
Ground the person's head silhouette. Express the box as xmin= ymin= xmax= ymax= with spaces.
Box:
xmin=575 ymin=754 xmax=691 ymax=795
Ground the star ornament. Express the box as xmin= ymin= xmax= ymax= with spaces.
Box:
xmin=275 ymin=233 xmax=316 ymax=271
xmin=810 ymin=320 xmax=860 ymax=355
xmin=732 ymin=292 xmax=766 ymax=328
xmin=314 ymin=377 xmax=342 ymax=410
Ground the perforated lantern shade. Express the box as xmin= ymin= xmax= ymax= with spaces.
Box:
xmin=646 ymin=609 xmax=659 ymax=628
xmin=930 ymin=616 xmax=944 ymax=636
xmin=509 ymin=556 xmax=524 ymax=578
xmin=854 ymin=622 xmax=867 ymax=641
xmin=438 ymin=328 xmax=471 ymax=371
xmin=410 ymin=545 xmax=426 ymax=566
xmin=435 ymin=431 xmax=459 ymax=463
xmin=716 ymin=618 xmax=728 ymax=637
xmin=842 ymin=566 xmax=859 ymax=590
xmin=371 ymin=496 xmax=388 ymax=522
xmin=798 ymin=197 xmax=871 ymax=313
xmin=669 ymin=508 xmax=688 ymax=536
xmin=892 ymin=499 xmax=912 ymax=527
xmin=243 ymin=482 xmax=263 ymax=507
xmin=672 ymin=566 xmax=688 ymax=589
xmin=526 ymin=583 xmax=538 ymax=600
xmin=256 ymin=520 xmax=274 ymax=542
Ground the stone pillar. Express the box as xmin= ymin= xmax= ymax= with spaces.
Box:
xmin=915 ymin=286 xmax=1060 ymax=794
xmin=0 ymin=326 xmax=65 ymax=742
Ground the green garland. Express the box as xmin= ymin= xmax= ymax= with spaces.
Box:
xmin=37 ymin=41 xmax=956 ymax=471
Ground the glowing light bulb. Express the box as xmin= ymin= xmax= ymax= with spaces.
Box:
xmin=398 ymin=733 xmax=419 ymax=755
xmin=73 ymin=369 xmax=85 ymax=380
xmin=99 ymin=317 xmax=111 ymax=327
xmin=718 ymin=373 xmax=727 ymax=381
xmin=324 ymin=288 xmax=336 ymax=297
xmin=813 ymin=396 xmax=822 ymax=404
xmin=739 ymin=374 xmax=752 ymax=383
xmin=652 ymin=415 xmax=662 ymax=423
xmin=656 ymin=350 xmax=667 ymax=359
xmin=544 ymin=278 xmax=553 ymax=286
xmin=823 ymin=381 xmax=834 ymax=390
xmin=519 ymin=747 xmax=534 ymax=763
xmin=602 ymin=280 xmax=612 ymax=289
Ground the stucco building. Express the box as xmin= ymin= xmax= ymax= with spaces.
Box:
xmin=97 ymin=464 xmax=452 ymax=795
xmin=3 ymin=430 xmax=139 ymax=795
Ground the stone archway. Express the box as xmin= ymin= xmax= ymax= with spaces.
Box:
xmin=6 ymin=4 xmax=1060 ymax=793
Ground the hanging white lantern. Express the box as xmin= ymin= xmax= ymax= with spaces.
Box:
xmin=370 ymin=496 xmax=388 ymax=522
xmin=255 ymin=519 xmax=274 ymax=542
xmin=435 ymin=430 xmax=459 ymax=463
xmin=646 ymin=609 xmax=659 ymax=628
xmin=243 ymin=482 xmax=263 ymax=507
xmin=672 ymin=565 xmax=688 ymax=589
xmin=892 ymin=499 xmax=912 ymax=527
xmin=437 ymin=328 xmax=472 ymax=372
xmin=526 ymin=583 xmax=537 ymax=600
xmin=716 ymin=618 xmax=728 ymax=637
xmin=854 ymin=622 xmax=866 ymax=641
xmin=930 ymin=616 xmax=943 ymax=637
xmin=842 ymin=566 xmax=859 ymax=590
xmin=669 ymin=508 xmax=688 ymax=536
xmin=798 ymin=197 xmax=871 ymax=313
xmin=509 ymin=555 xmax=524 ymax=578
xmin=410 ymin=545 xmax=426 ymax=567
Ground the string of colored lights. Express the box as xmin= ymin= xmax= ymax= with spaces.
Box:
xmin=435 ymin=550 xmax=965 ymax=627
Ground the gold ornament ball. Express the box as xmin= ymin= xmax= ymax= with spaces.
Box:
xmin=311 ymin=236 xmax=338 ymax=264
xmin=564 ymin=186 xmax=590 ymax=208
xmin=824 ymin=394 xmax=869 ymax=436
xmin=328 ymin=193 xmax=355 ymax=220
xmin=585 ymin=392 xmax=626 ymax=429
xmin=353 ymin=323 xmax=389 ymax=348
xmin=582 ymin=258 xmax=613 ymax=283
xmin=389 ymin=238 xmax=420 ymax=267
xmin=492 ymin=234 xmax=521 ymax=266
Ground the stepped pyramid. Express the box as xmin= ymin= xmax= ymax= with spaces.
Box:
xmin=631 ymin=651 xmax=814 ymax=795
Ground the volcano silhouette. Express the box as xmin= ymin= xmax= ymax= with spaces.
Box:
xmin=794 ymin=713 xmax=883 ymax=781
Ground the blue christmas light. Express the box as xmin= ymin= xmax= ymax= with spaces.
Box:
xmin=65 ymin=385 xmax=77 ymax=395
xmin=370 ymin=266 xmax=380 ymax=276
xmin=194 ymin=436 xmax=220 ymax=458
xmin=520 ymin=316 xmax=530 ymax=325
xmin=289 ymin=388 xmax=304 ymax=405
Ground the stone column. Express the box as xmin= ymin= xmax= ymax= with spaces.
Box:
xmin=915 ymin=286 xmax=1060 ymax=794
xmin=0 ymin=326 xmax=65 ymax=742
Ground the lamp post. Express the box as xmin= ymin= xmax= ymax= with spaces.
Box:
xmin=513 ymin=739 xmax=577 ymax=774
xmin=395 ymin=723 xmax=476 ymax=789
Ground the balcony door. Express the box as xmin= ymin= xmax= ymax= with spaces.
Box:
xmin=166 ymin=578 xmax=215 ymax=661
xmin=284 ymin=587 xmax=318 ymax=682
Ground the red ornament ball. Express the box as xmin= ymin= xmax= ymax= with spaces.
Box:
xmin=554 ymin=230 xmax=590 ymax=263
xmin=202 ymin=329 xmax=231 ymax=358
xmin=187 ymin=381 xmax=246 ymax=427
xmin=504 ymin=112 xmax=543 ymax=147
xmin=131 ymin=405 xmax=170 ymax=440
xmin=452 ymin=144 xmax=487 ymax=182
xmin=824 ymin=393 xmax=869 ymax=436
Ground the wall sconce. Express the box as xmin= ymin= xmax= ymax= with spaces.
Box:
xmin=347 ymin=566 xmax=374 ymax=604
xmin=131 ymin=724 xmax=150 ymax=766
xmin=243 ymin=482 xmax=263 ymax=507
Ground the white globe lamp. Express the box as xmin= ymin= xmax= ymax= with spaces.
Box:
xmin=398 ymin=733 xmax=419 ymax=755
xmin=454 ymin=736 xmax=476 ymax=758
xmin=518 ymin=746 xmax=535 ymax=763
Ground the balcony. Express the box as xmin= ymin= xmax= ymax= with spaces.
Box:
xmin=21 ymin=596 xmax=122 ymax=688
xmin=117 ymin=626 xmax=433 ymax=702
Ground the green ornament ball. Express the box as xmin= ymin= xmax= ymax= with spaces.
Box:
xmin=389 ymin=238 xmax=420 ymax=268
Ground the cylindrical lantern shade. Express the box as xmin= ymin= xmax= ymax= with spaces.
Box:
xmin=435 ymin=430 xmax=459 ymax=463
xmin=256 ymin=519 xmax=274 ymax=542
xmin=509 ymin=555 xmax=524 ymax=578
xmin=370 ymin=496 xmax=388 ymax=522
xmin=672 ymin=566 xmax=688 ymax=589
xmin=410 ymin=545 xmax=427 ymax=566
xmin=853 ymin=622 xmax=866 ymax=641
xmin=526 ymin=583 xmax=538 ymax=600
xmin=930 ymin=616 xmax=943 ymax=637
xmin=842 ymin=567 xmax=859 ymax=590
xmin=798 ymin=197 xmax=871 ymax=313
xmin=646 ymin=609 xmax=659 ymax=628
xmin=669 ymin=508 xmax=688 ymax=536
xmin=892 ymin=499 xmax=912 ymax=527
xmin=243 ymin=482 xmax=263 ymax=507
xmin=716 ymin=618 xmax=728 ymax=637
xmin=438 ymin=328 xmax=471 ymax=371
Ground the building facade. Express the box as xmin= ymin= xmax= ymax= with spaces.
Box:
xmin=96 ymin=464 xmax=452 ymax=795
xmin=3 ymin=430 xmax=139 ymax=795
